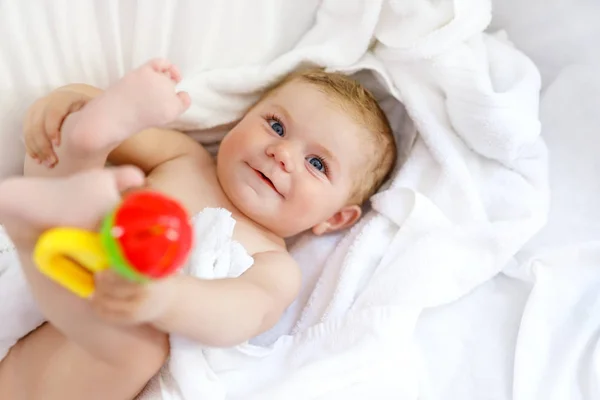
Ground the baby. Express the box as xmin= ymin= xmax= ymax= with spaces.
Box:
xmin=2 ymin=58 xmax=396 ymax=398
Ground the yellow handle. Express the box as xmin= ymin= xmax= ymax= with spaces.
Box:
xmin=34 ymin=228 xmax=110 ymax=298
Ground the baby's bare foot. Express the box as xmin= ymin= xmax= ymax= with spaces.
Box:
xmin=67 ymin=58 xmax=191 ymax=152
xmin=0 ymin=167 xmax=145 ymax=251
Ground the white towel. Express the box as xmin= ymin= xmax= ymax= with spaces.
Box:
xmin=139 ymin=1 xmax=548 ymax=399
xmin=411 ymin=61 xmax=600 ymax=400
xmin=0 ymin=226 xmax=45 ymax=361
xmin=0 ymin=208 xmax=254 ymax=365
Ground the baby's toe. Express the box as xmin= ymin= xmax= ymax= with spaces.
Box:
xmin=176 ymin=91 xmax=191 ymax=109
xmin=147 ymin=58 xmax=181 ymax=83
xmin=167 ymin=65 xmax=182 ymax=83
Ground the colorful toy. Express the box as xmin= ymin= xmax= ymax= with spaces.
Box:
xmin=33 ymin=191 xmax=193 ymax=298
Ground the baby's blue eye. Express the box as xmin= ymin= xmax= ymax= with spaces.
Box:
xmin=307 ymin=156 xmax=325 ymax=173
xmin=269 ymin=120 xmax=285 ymax=136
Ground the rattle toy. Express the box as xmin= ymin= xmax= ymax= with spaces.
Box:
xmin=33 ymin=191 xmax=193 ymax=298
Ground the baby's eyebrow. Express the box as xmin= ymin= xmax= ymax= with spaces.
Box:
xmin=316 ymin=143 xmax=338 ymax=170
xmin=272 ymin=104 xmax=294 ymax=126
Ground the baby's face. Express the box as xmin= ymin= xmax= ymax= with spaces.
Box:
xmin=217 ymin=80 xmax=368 ymax=237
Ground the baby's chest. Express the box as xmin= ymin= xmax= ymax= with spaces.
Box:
xmin=180 ymin=169 xmax=235 ymax=216
xmin=146 ymin=157 xmax=233 ymax=217
xmin=147 ymin=157 xmax=280 ymax=255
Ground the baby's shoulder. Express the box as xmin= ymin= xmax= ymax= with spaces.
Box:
xmin=233 ymin=219 xmax=300 ymax=298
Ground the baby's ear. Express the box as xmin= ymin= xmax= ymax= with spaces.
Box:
xmin=312 ymin=205 xmax=362 ymax=235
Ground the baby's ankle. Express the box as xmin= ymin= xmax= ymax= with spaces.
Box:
xmin=60 ymin=111 xmax=116 ymax=156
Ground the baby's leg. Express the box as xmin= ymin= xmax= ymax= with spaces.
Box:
xmin=0 ymin=168 xmax=168 ymax=399
xmin=24 ymin=58 xmax=191 ymax=178
xmin=0 ymin=322 xmax=167 ymax=400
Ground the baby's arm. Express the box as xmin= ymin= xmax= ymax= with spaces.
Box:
xmin=26 ymin=82 xmax=207 ymax=176
xmin=152 ymin=251 xmax=302 ymax=346
xmin=23 ymin=83 xmax=99 ymax=164
xmin=108 ymin=126 xmax=212 ymax=175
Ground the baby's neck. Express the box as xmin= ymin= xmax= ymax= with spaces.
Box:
xmin=232 ymin=209 xmax=286 ymax=249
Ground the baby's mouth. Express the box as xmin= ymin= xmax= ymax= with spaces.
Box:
xmin=255 ymin=169 xmax=282 ymax=196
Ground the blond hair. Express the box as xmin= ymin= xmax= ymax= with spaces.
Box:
xmin=262 ymin=68 xmax=396 ymax=205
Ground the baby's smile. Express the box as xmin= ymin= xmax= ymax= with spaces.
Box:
xmin=253 ymin=167 xmax=282 ymax=197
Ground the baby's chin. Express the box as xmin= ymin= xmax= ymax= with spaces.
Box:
xmin=225 ymin=190 xmax=322 ymax=238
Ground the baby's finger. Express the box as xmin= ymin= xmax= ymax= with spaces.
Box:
xmin=23 ymin=104 xmax=47 ymax=153
xmin=24 ymin=148 xmax=41 ymax=164
xmin=51 ymin=95 xmax=90 ymax=146
xmin=30 ymin=131 xmax=57 ymax=167
xmin=90 ymin=297 xmax=135 ymax=325
xmin=95 ymin=270 xmax=144 ymax=299
xmin=44 ymin=106 xmax=67 ymax=147
xmin=95 ymin=270 xmax=127 ymax=286
xmin=22 ymin=133 xmax=38 ymax=159
xmin=23 ymin=108 xmax=41 ymax=146
xmin=23 ymin=133 xmax=44 ymax=164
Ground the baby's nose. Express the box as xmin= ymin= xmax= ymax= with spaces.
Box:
xmin=267 ymin=143 xmax=296 ymax=173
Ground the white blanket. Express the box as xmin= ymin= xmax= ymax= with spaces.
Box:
xmin=0 ymin=0 xmax=549 ymax=399
xmin=146 ymin=1 xmax=548 ymax=399
xmin=414 ymin=1 xmax=600 ymax=398
xmin=416 ymin=61 xmax=600 ymax=400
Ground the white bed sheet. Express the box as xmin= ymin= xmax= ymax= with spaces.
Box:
xmin=415 ymin=1 xmax=600 ymax=398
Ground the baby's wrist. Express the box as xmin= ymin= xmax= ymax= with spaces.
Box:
xmin=148 ymin=277 xmax=181 ymax=330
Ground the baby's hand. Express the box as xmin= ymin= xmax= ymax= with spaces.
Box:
xmin=23 ymin=89 xmax=91 ymax=167
xmin=90 ymin=270 xmax=176 ymax=325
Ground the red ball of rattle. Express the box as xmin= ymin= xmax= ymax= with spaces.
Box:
xmin=100 ymin=191 xmax=193 ymax=281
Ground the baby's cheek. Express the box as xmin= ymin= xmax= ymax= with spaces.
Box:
xmin=299 ymin=187 xmax=337 ymax=216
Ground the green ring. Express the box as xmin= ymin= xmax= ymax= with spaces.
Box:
xmin=100 ymin=211 xmax=149 ymax=283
